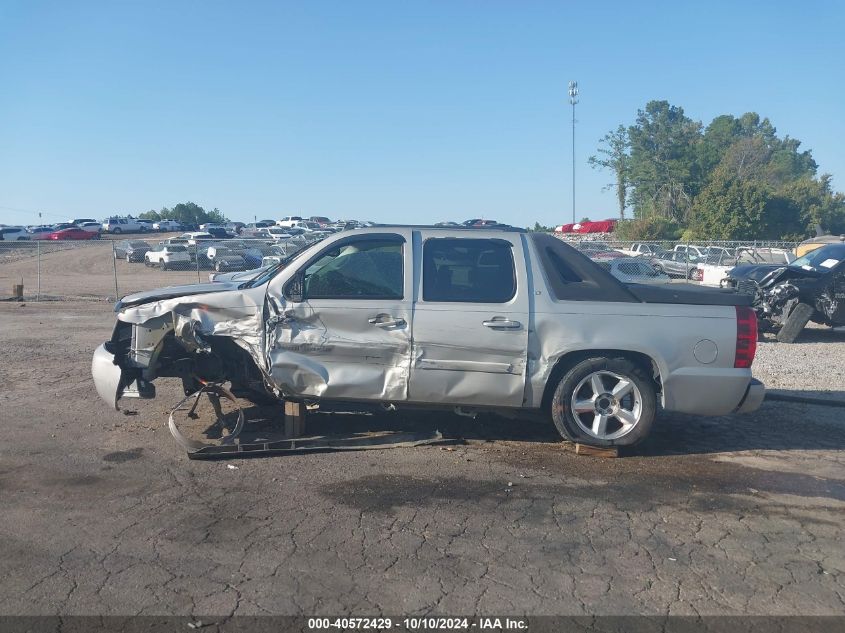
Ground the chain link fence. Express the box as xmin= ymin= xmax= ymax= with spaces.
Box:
xmin=1 ymin=233 xmax=801 ymax=301
xmin=554 ymin=236 xmax=797 ymax=286
xmin=0 ymin=235 xmax=321 ymax=302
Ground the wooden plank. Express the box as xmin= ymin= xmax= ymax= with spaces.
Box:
xmin=284 ymin=401 xmax=306 ymax=438
xmin=574 ymin=443 xmax=619 ymax=458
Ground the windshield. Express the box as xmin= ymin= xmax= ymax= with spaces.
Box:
xmin=789 ymin=243 xmax=845 ymax=272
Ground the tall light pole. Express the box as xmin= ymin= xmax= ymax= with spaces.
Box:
xmin=568 ymin=80 xmax=579 ymax=224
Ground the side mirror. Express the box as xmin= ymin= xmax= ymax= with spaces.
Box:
xmin=286 ymin=270 xmax=305 ymax=303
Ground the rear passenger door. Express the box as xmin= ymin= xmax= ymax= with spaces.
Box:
xmin=409 ymin=234 xmax=529 ymax=407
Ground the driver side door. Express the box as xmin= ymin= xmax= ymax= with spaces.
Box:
xmin=266 ymin=231 xmax=413 ymax=401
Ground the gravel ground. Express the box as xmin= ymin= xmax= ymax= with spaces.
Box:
xmin=1 ymin=301 xmax=844 ymax=618
xmin=753 ymin=325 xmax=845 ymax=398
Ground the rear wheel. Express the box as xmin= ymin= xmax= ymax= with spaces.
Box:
xmin=549 ymin=357 xmax=656 ymax=447
xmin=776 ymin=302 xmax=813 ymax=343
xmin=159 ymin=260 xmax=168 ymax=271
xmin=112 ymin=227 xmax=122 ymax=234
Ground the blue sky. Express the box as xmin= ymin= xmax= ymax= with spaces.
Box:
xmin=1 ymin=1 xmax=843 ymax=227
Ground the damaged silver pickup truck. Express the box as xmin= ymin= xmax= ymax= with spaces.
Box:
xmin=93 ymin=227 xmax=764 ymax=447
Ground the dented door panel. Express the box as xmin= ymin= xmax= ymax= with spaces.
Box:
xmin=266 ymin=231 xmax=414 ymax=401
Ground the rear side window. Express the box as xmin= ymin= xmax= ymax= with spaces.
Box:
xmin=423 ymin=238 xmax=516 ymax=303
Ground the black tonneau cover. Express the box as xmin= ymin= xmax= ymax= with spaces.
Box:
xmin=529 ymin=234 xmax=750 ymax=307
xmin=626 ymin=283 xmax=752 ymax=307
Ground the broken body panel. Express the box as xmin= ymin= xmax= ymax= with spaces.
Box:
xmin=92 ymin=228 xmax=764 ymax=433
xmin=725 ymin=243 xmax=845 ymax=333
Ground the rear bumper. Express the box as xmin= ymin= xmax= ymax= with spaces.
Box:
xmin=735 ymin=378 xmax=765 ymax=414
xmin=662 ymin=369 xmax=765 ymax=416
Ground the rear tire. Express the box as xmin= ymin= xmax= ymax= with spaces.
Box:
xmin=776 ymin=302 xmax=813 ymax=343
xmin=112 ymin=227 xmax=122 ymax=234
xmin=159 ymin=261 xmax=168 ymax=271
xmin=549 ymin=357 xmax=656 ymax=447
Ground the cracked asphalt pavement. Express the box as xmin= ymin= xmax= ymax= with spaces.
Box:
xmin=1 ymin=302 xmax=844 ymax=616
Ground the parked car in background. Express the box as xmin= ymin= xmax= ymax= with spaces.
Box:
xmin=69 ymin=218 xmax=98 ymax=226
xmin=724 ymin=242 xmax=845 ymax=342
xmin=51 ymin=223 xmax=77 ymax=231
xmin=276 ymin=216 xmax=304 ymax=227
xmin=153 ymin=220 xmax=182 ymax=232
xmin=93 ymin=227 xmax=764 ymax=450
xmin=206 ymin=227 xmax=235 ymax=240
xmin=137 ymin=220 xmax=155 ymax=231
xmin=144 ymin=245 xmax=191 ymax=270
xmin=77 ymin=221 xmax=102 ymax=234
xmin=46 ymin=228 xmax=98 ymax=240
xmin=309 ymin=216 xmax=331 ymax=227
xmin=650 ymin=251 xmax=703 ymax=279
xmin=198 ymin=223 xmax=225 ymax=231
xmin=225 ymin=222 xmax=246 ymax=234
xmin=0 ymin=226 xmax=31 ymax=241
xmin=699 ymin=248 xmax=795 ymax=287
xmin=244 ymin=221 xmax=275 ymax=231
xmin=103 ymin=217 xmax=147 ymax=234
xmin=247 ymin=227 xmax=294 ymax=242
xmin=178 ymin=232 xmax=215 ymax=245
xmin=599 ymin=257 xmax=672 ymax=284
xmin=113 ymin=240 xmax=152 ymax=262
xmin=27 ymin=226 xmax=54 ymax=239
xmin=620 ymin=243 xmax=663 ymax=257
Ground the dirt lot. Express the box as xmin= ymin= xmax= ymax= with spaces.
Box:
xmin=1 ymin=301 xmax=844 ymax=617
xmin=0 ymin=234 xmax=208 ymax=301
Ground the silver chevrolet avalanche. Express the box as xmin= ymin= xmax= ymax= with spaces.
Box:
xmin=93 ymin=227 xmax=764 ymax=447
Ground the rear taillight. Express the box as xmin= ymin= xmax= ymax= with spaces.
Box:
xmin=735 ymin=306 xmax=758 ymax=368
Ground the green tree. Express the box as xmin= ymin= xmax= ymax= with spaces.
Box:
xmin=688 ymin=172 xmax=803 ymax=240
xmin=626 ymin=101 xmax=703 ymax=221
xmin=588 ymin=125 xmax=630 ymax=219
xmin=779 ymin=175 xmax=845 ymax=235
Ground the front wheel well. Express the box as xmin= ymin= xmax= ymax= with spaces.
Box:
xmin=540 ymin=349 xmax=662 ymax=411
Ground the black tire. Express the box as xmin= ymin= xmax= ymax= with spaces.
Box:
xmin=776 ymin=302 xmax=813 ymax=343
xmin=159 ymin=260 xmax=168 ymax=271
xmin=112 ymin=227 xmax=122 ymax=234
xmin=687 ymin=268 xmax=698 ymax=279
xmin=652 ymin=264 xmax=664 ymax=274
xmin=549 ymin=357 xmax=657 ymax=447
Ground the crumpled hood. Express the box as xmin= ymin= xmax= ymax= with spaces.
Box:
xmin=728 ymin=264 xmax=788 ymax=282
xmin=116 ymin=282 xmax=239 ymax=310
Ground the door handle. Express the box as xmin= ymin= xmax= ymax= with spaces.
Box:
xmin=482 ymin=319 xmax=522 ymax=330
xmin=368 ymin=314 xmax=406 ymax=328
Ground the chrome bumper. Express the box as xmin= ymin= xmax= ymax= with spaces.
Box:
xmin=91 ymin=343 xmax=123 ymax=410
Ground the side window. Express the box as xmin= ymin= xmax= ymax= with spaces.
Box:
xmin=423 ymin=238 xmax=516 ymax=303
xmin=303 ymin=240 xmax=403 ymax=299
